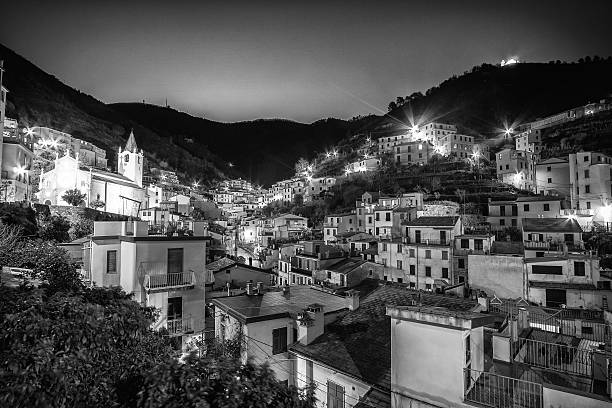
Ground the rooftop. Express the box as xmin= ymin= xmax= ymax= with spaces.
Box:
xmin=324 ymin=257 xmax=366 ymax=274
xmin=522 ymin=218 xmax=583 ymax=233
xmin=211 ymin=285 xmax=348 ymax=324
xmin=402 ymin=216 xmax=459 ymax=227
xmin=290 ymin=283 xmax=477 ymax=390
xmin=516 ymin=196 xmax=563 ymax=203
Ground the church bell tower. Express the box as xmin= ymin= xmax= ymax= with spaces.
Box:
xmin=118 ymin=130 xmax=144 ymax=187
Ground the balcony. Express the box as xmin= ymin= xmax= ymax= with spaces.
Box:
xmin=464 ymin=368 xmax=542 ymax=408
xmin=524 ymin=241 xmax=585 ymax=253
xmin=403 ymin=237 xmax=450 ymax=246
xmin=167 ymin=315 xmax=194 ymax=336
xmin=454 ymin=248 xmax=487 ymax=256
xmin=139 ymin=262 xmax=198 ymax=292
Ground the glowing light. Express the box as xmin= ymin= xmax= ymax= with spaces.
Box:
xmin=306 ymin=175 xmax=313 ymax=182
xmin=513 ymin=172 xmax=523 ymax=186
xmin=363 ymin=153 xmax=369 ymax=159
xmin=228 ymin=162 xmax=234 ymax=168
xmin=411 ymin=125 xmax=419 ymax=133
xmin=333 ymin=150 xmax=338 ymax=157
xmin=14 ymin=165 xmax=27 ymax=176
xmin=23 ymin=127 xmax=35 ymax=137
xmin=501 ymin=57 xmax=520 ymax=66
xmin=471 ymin=151 xmax=480 ymax=159
xmin=192 ymin=181 xmax=200 ymax=189
xmin=326 ymin=152 xmax=331 ymax=158
xmin=307 ymin=165 xmax=313 ymax=173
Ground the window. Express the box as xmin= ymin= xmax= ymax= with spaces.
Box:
xmin=425 ymin=283 xmax=432 ymax=291
xmin=442 ymin=251 xmax=448 ymax=260
xmin=584 ymin=170 xmax=590 ymax=179
xmin=375 ymin=213 xmax=380 ymax=221
xmin=106 ymin=250 xmax=117 ymax=274
xmin=397 ymin=277 xmax=403 ymax=283
xmin=425 ymin=250 xmax=431 ymax=259
xmin=397 ymin=260 xmax=403 ymax=269
xmin=425 ymin=266 xmax=431 ymax=277
xmin=410 ymin=265 xmax=415 ymax=275
xmin=461 ymin=239 xmax=469 ymax=249
xmin=548 ymin=178 xmax=552 ymax=183
xmin=500 ymin=206 xmax=505 ymax=216
xmin=500 ymin=219 xmax=505 ymax=226
xmin=543 ymin=204 xmax=550 ymax=211
xmin=458 ymin=258 xmax=465 ymax=269
xmin=327 ymin=381 xmax=344 ymax=408
xmin=587 ymin=202 xmax=592 ymax=209
xmin=532 ymin=265 xmax=563 ymax=275
xmin=474 ymin=239 xmax=483 ymax=251
xmin=584 ymin=155 xmax=589 ymax=162
xmin=442 ymin=268 xmax=449 ymax=279
xmin=272 ymin=327 xmax=288 ymax=355
xmin=409 ymin=282 xmax=415 ymax=288
xmin=547 ymin=166 xmax=551 ymax=172
xmin=385 ymin=213 xmax=391 ymax=221
xmin=524 ymin=204 xmax=530 ymax=212
xmin=415 ymin=230 xmax=421 ymax=243
xmin=511 ymin=219 xmax=517 ymax=227
xmin=585 ymin=185 xmax=590 ymax=194
xmin=574 ymin=261 xmax=586 ymax=276
xmin=409 ymin=248 xmax=415 ymax=257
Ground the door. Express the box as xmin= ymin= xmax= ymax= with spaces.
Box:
xmin=167 ymin=297 xmax=183 ymax=320
xmin=415 ymin=230 xmax=421 ymax=243
xmin=440 ymin=230 xmax=447 ymax=244
xmin=545 ymin=289 xmax=567 ymax=308
xmin=167 ymin=248 xmax=184 ymax=274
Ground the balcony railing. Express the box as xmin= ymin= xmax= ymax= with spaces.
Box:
xmin=403 ymin=237 xmax=450 ymax=246
xmin=516 ymin=338 xmax=593 ymax=378
xmin=454 ymin=248 xmax=487 ymax=256
xmin=464 ymin=368 xmax=542 ymax=408
xmin=167 ymin=315 xmax=194 ymax=336
xmin=144 ymin=272 xmax=196 ymax=291
xmin=523 ymin=241 xmax=585 ymax=252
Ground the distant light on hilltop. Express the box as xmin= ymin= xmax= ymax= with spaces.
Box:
xmin=501 ymin=57 xmax=520 ymax=66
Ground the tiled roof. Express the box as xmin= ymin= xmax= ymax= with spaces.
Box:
xmin=207 ymin=257 xmax=237 ymax=272
xmin=354 ymin=388 xmax=390 ymax=408
xmin=212 ymin=286 xmax=347 ymax=323
xmin=402 ymin=216 xmax=459 ymax=227
xmin=522 ymin=218 xmax=583 ymax=233
xmin=516 ymin=196 xmax=562 ymax=202
xmin=323 ymin=257 xmax=366 ymax=274
xmin=290 ymin=283 xmax=478 ymax=390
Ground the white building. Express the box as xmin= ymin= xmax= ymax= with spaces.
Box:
xmin=37 ymin=131 xmax=146 ymax=216
xmin=84 ymin=220 xmax=210 ymax=350
xmin=569 ymin=151 xmax=612 ymax=222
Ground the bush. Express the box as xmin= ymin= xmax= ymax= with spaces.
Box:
xmin=37 ymin=214 xmax=71 ymax=242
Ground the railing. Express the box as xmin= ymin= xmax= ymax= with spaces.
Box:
xmin=143 ymin=272 xmax=196 ymax=291
xmin=454 ymin=248 xmax=487 ymax=256
xmin=167 ymin=315 xmax=194 ymax=336
xmin=464 ymin=368 xmax=542 ymax=408
xmin=403 ymin=237 xmax=450 ymax=246
xmin=524 ymin=241 xmax=560 ymax=251
xmin=517 ymin=338 xmax=593 ymax=378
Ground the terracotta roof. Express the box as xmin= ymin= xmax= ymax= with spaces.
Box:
xmin=207 ymin=257 xmax=236 ymax=272
xmin=522 ymin=218 xmax=583 ymax=233
xmin=402 ymin=216 xmax=459 ymax=227
xmin=354 ymin=388 xmax=390 ymax=408
xmin=289 ymin=283 xmax=478 ymax=390
xmin=323 ymin=257 xmax=366 ymax=274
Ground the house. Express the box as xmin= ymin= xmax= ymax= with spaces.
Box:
xmin=387 ymin=298 xmax=612 ymax=408
xmin=313 ymin=257 xmax=369 ymax=289
xmin=495 ymin=148 xmax=538 ymax=191
xmin=272 ymin=214 xmax=308 ymax=239
xmin=569 ymin=151 xmax=612 ymax=222
xmin=211 ymin=285 xmax=352 ymax=384
xmin=290 ymin=282 xmax=478 ymax=408
xmin=535 ymin=157 xmax=570 ymax=197
xmin=207 ymin=258 xmax=277 ymax=291
xmin=37 ymin=131 xmax=146 ymax=216
xmin=83 ymin=220 xmax=210 ymax=350
xmin=323 ymin=213 xmax=357 ymax=243
xmin=487 ymin=199 xmax=518 ymax=229
xmin=453 ymin=233 xmax=496 ymax=284
xmin=1 ymin=118 xmax=34 ymax=202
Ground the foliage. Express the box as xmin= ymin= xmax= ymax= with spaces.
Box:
xmin=585 ymin=232 xmax=612 ymax=256
xmin=37 ymin=213 xmax=71 ymax=242
xmin=191 ymin=207 xmax=208 ymax=220
xmin=62 ymin=188 xmax=87 ymax=207
xmin=0 ymin=202 xmax=38 ymax=236
xmin=90 ymin=199 xmax=106 ymax=209
xmin=69 ymin=216 xmax=94 ymax=240
xmin=0 ymin=284 xmax=317 ymax=408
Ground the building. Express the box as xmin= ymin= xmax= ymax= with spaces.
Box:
xmin=304 ymin=177 xmax=336 ymax=202
xmin=37 ymin=132 xmax=146 ymax=216
xmin=515 ymin=128 xmax=543 ymax=154
xmin=0 ymin=62 xmax=5 ymax=179
xmin=437 ymin=133 xmax=475 ymax=159
xmin=30 ymin=126 xmax=108 ymax=169
xmin=387 ymin=299 xmax=612 ymax=408
xmin=323 ymin=213 xmax=358 ymax=244
xmin=207 ymin=258 xmax=276 ymax=291
xmin=272 ymin=214 xmax=308 ymax=240
xmin=417 ymin=122 xmax=457 ymax=143
xmin=393 ymin=140 xmax=432 ymax=166
xmin=487 ymin=199 xmax=518 ymax=229
xmin=535 ymin=157 xmax=570 ymax=197
xmin=346 ymin=157 xmax=381 ymax=174
xmin=1 ymin=119 xmax=35 ymax=202
xmin=212 ymin=285 xmax=351 ymax=385
xmin=84 ymin=220 xmax=210 ymax=350
xmin=453 ymin=233 xmax=496 ymax=284
xmin=569 ymin=151 xmax=612 ymax=222
xmin=496 ymin=148 xmax=538 ymax=191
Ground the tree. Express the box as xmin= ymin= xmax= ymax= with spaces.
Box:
xmin=69 ymin=217 xmax=94 ymax=240
xmin=387 ymin=101 xmax=398 ymax=112
xmin=62 ymin=188 xmax=87 ymax=206
xmin=292 ymin=193 xmax=304 ymax=207
xmin=37 ymin=214 xmax=71 ymax=242
xmin=294 ymin=158 xmax=309 ymax=176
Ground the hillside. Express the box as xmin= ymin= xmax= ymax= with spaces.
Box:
xmin=110 ymin=103 xmax=375 ymax=185
xmin=0 ymin=43 xmax=229 ymax=184
xmin=380 ymin=59 xmax=612 ymax=139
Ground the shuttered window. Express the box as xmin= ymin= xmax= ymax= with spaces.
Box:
xmin=532 ymin=265 xmax=563 ymax=275
xmin=272 ymin=327 xmax=287 ymax=355
xmin=327 ymin=381 xmax=345 ymax=408
xmin=106 ymin=250 xmax=117 ymax=274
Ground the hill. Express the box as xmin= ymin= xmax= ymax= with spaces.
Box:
xmin=0 ymin=43 xmax=229 ymax=184
xmin=110 ymin=103 xmax=375 ymax=185
xmin=380 ymin=58 xmax=612 ymax=139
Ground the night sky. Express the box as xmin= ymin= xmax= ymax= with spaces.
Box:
xmin=2 ymin=0 xmax=611 ymax=123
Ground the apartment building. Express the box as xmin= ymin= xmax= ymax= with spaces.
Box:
xmin=487 ymin=199 xmax=518 ymax=229
xmin=323 ymin=213 xmax=358 ymax=243
xmin=569 ymin=151 xmax=612 ymax=222
xmin=1 ymin=119 xmax=34 ymax=202
xmin=453 ymin=233 xmax=496 ymax=284
xmin=387 ymin=301 xmax=612 ymax=408
xmin=418 ymin=122 xmax=457 ymax=143
xmin=303 ymin=176 xmax=336 ymax=202
xmin=84 ymin=221 xmax=210 ymax=350
xmin=515 ymin=128 xmax=543 ymax=153
xmin=535 ymin=157 xmax=570 ymax=197
xmin=373 ymin=206 xmax=417 ymax=239
xmin=437 ymin=133 xmax=475 ymax=159
xmin=345 ymin=157 xmax=381 ymax=174
xmin=496 ymin=148 xmax=538 ymax=191
xmin=393 ymin=140 xmax=432 ymax=166
xmin=376 ymin=131 xmax=411 ymax=153
xmin=30 ymin=126 xmax=108 ymax=169
xmin=271 ymin=213 xmax=308 ymax=239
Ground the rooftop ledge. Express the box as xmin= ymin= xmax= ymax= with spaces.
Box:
xmin=386 ymin=305 xmax=496 ymax=329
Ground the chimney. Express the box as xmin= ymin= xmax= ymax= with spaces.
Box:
xmin=297 ymin=303 xmax=324 ymax=345
xmin=246 ymin=281 xmax=254 ymax=295
xmin=345 ymin=289 xmax=360 ymax=311
xmin=256 ymin=281 xmax=264 ymax=294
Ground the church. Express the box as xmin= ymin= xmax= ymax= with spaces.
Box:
xmin=37 ymin=131 xmax=147 ymax=216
